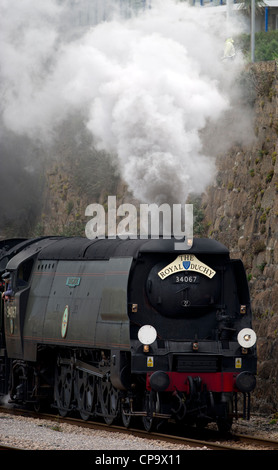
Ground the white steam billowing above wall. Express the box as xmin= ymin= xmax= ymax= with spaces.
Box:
xmin=1 ymin=0 xmax=247 ymax=205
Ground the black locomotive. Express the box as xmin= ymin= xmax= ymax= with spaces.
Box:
xmin=0 ymin=236 xmax=257 ymax=432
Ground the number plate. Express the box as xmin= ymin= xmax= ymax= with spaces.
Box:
xmin=173 ymin=275 xmax=199 ymax=284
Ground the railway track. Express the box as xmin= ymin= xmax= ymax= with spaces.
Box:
xmin=231 ymin=432 xmax=278 ymax=450
xmin=39 ymin=415 xmax=238 ymax=450
xmin=63 ymin=417 xmax=278 ymax=450
xmin=0 ymin=407 xmax=277 ymax=451
xmin=0 ymin=444 xmax=23 ymax=450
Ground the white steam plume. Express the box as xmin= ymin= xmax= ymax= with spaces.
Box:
xmin=0 ymin=0 xmax=246 ymax=204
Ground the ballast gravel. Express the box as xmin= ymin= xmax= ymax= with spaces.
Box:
xmin=0 ymin=411 xmax=277 ymax=450
xmin=0 ymin=413 xmax=204 ymax=450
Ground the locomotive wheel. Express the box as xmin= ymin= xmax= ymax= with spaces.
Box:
xmin=142 ymin=391 xmax=160 ymax=432
xmin=217 ymin=416 xmax=232 ymax=434
xmin=216 ymin=393 xmax=233 ymax=433
xmin=97 ymin=377 xmax=119 ymax=425
xmin=121 ymin=397 xmax=133 ymax=428
xmin=75 ymin=370 xmax=95 ymax=421
xmin=54 ymin=362 xmax=73 ymax=417
xmin=10 ymin=362 xmax=27 ymax=403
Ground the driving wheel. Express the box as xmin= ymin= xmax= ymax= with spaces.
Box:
xmin=75 ymin=369 xmax=96 ymax=420
xmin=54 ymin=361 xmax=73 ymax=417
xmin=97 ymin=377 xmax=119 ymax=425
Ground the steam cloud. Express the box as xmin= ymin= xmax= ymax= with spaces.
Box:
xmin=1 ymin=0 xmax=248 ymax=208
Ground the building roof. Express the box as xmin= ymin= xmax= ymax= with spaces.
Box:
xmin=264 ymin=0 xmax=278 ymax=6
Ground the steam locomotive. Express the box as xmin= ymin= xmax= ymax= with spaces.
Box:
xmin=0 ymin=236 xmax=256 ymax=433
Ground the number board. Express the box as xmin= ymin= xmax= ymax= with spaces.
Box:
xmin=173 ymin=275 xmax=200 ymax=284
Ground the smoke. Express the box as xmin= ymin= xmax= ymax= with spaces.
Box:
xmin=0 ymin=0 xmax=249 ymax=208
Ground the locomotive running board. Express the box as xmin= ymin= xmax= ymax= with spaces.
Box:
xmin=75 ymin=359 xmax=109 ymax=378
xmin=59 ymin=357 xmax=109 ymax=378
